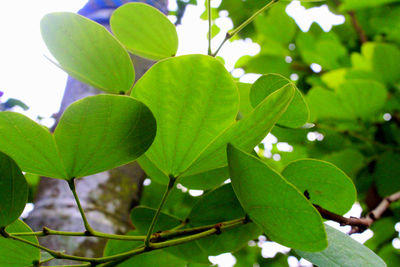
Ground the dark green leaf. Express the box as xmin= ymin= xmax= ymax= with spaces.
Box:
xmin=0 ymin=220 xmax=40 ymax=267
xmin=0 ymin=152 xmax=27 ymax=227
xmin=188 ymin=184 xmax=262 ymax=255
xmin=227 ymin=144 xmax=327 ymax=251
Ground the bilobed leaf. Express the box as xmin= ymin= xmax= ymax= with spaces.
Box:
xmin=181 ymin=83 xmax=295 ymax=179
xmin=0 ymin=152 xmax=28 ymax=227
xmin=188 ymin=184 xmax=262 ymax=255
xmin=132 ymin=55 xmax=239 ymax=177
xmin=41 ymin=12 xmax=134 ymax=94
xmin=227 ymin=144 xmax=327 ymax=252
xmin=179 ymin=167 xmax=229 ymax=190
xmin=296 ymin=224 xmax=387 ymax=267
xmin=0 ymin=220 xmax=40 ymax=267
xmin=0 ymin=112 xmax=66 ymax=178
xmin=282 ymin=159 xmax=356 ymax=215
xmin=250 ymin=74 xmax=309 ymax=128
xmin=54 ymin=95 xmax=156 ymax=179
xmin=111 ymin=3 xmax=178 ymax=60
xmin=104 ymin=231 xmax=186 ymax=267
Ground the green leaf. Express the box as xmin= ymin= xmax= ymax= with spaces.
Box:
xmin=41 ymin=12 xmax=134 ymax=94
xmin=307 ymin=80 xmax=387 ymax=121
xmin=323 ymin=149 xmax=365 ymax=178
xmin=296 ymin=224 xmax=387 ymax=267
xmin=340 ymin=0 xmax=400 ymax=11
xmin=188 ymin=184 xmax=262 ymax=255
xmin=0 ymin=220 xmax=40 ymax=267
xmin=179 ymin=167 xmax=229 ymax=190
xmin=0 ymin=112 xmax=66 ymax=178
xmin=181 ymin=83 xmax=295 ymax=180
xmin=130 ymin=206 xmax=210 ymax=264
xmin=0 ymin=152 xmax=28 ymax=227
xmin=227 ymin=144 xmax=327 ymax=252
xmin=104 ymin=231 xmax=186 ymax=267
xmin=111 ymin=3 xmax=178 ymax=60
xmin=250 ymin=74 xmax=309 ymax=128
xmin=236 ymin=82 xmax=254 ymax=118
xmin=130 ymin=206 xmax=181 ymax=233
xmin=373 ymin=151 xmax=400 ymax=196
xmin=282 ymin=159 xmax=356 ymax=215
xmin=54 ymin=95 xmax=156 ymax=179
xmin=132 ymin=55 xmax=239 ymax=177
xmin=0 ymin=95 xmax=155 ymax=180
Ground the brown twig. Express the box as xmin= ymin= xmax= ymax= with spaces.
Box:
xmin=348 ymin=11 xmax=368 ymax=44
xmin=314 ymin=191 xmax=400 ymax=234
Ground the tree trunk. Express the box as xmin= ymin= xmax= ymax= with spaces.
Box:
xmin=26 ymin=1 xmax=166 ymax=264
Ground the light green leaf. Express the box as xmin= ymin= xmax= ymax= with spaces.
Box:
xmin=227 ymin=144 xmax=327 ymax=252
xmin=0 ymin=112 xmax=66 ymax=178
xmin=104 ymin=231 xmax=186 ymax=267
xmin=323 ymin=149 xmax=365 ymax=178
xmin=296 ymin=224 xmax=387 ymax=267
xmin=41 ymin=12 xmax=134 ymax=94
xmin=55 ymin=95 xmax=156 ymax=179
xmin=179 ymin=167 xmax=229 ymax=190
xmin=0 ymin=152 xmax=28 ymax=227
xmin=111 ymin=3 xmax=178 ymax=60
xmin=307 ymin=80 xmax=387 ymax=121
xmin=0 ymin=220 xmax=40 ymax=267
xmin=132 ymin=55 xmax=239 ymax=177
xmin=250 ymin=74 xmax=309 ymax=128
xmin=181 ymin=83 xmax=295 ymax=179
xmin=188 ymin=184 xmax=262 ymax=255
xmin=341 ymin=0 xmax=400 ymax=11
xmin=282 ymin=159 xmax=356 ymax=215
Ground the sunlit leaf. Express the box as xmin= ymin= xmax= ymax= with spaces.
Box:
xmin=227 ymin=144 xmax=327 ymax=251
xmin=111 ymin=3 xmax=178 ymax=60
xmin=41 ymin=12 xmax=134 ymax=94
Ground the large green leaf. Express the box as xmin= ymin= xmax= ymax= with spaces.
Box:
xmin=54 ymin=95 xmax=156 ymax=179
xmin=296 ymin=224 xmax=387 ymax=267
xmin=282 ymin=159 xmax=356 ymax=215
xmin=181 ymin=83 xmax=295 ymax=179
xmin=104 ymin=231 xmax=186 ymax=267
xmin=227 ymin=144 xmax=327 ymax=252
xmin=341 ymin=0 xmax=400 ymax=11
xmin=0 ymin=112 xmax=66 ymax=178
xmin=188 ymin=184 xmax=262 ymax=255
xmin=0 ymin=152 xmax=27 ymax=227
xmin=0 ymin=220 xmax=40 ymax=267
xmin=41 ymin=12 xmax=134 ymax=94
xmin=0 ymin=95 xmax=156 ymax=180
xmin=132 ymin=55 xmax=239 ymax=177
xmin=250 ymin=74 xmax=309 ymax=128
xmin=111 ymin=3 xmax=178 ymax=60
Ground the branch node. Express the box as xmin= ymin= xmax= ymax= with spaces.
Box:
xmin=0 ymin=227 xmax=9 ymax=238
xmin=214 ymin=223 xmax=222 ymax=235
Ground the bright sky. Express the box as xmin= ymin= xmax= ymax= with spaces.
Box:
xmin=1 ymin=1 xmax=367 ymax=266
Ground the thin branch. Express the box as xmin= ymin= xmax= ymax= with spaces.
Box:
xmin=12 ymin=226 xmax=145 ymax=241
xmin=314 ymin=191 xmax=400 ymax=234
xmin=68 ymin=178 xmax=95 ymax=234
xmin=144 ymin=175 xmax=177 ymax=248
xmin=348 ymin=11 xmax=368 ymax=44
xmin=212 ymin=0 xmax=279 ymax=57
